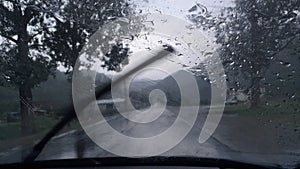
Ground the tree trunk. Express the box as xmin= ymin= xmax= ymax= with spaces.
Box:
xmin=250 ymin=77 xmax=261 ymax=109
xmin=248 ymin=0 xmax=261 ymax=109
xmin=17 ymin=12 xmax=36 ymax=135
xmin=19 ymin=84 xmax=35 ymax=135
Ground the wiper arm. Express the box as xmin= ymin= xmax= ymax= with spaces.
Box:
xmin=23 ymin=45 xmax=174 ymax=163
xmin=5 ymin=156 xmax=282 ymax=169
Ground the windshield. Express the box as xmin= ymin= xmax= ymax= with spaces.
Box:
xmin=0 ymin=0 xmax=299 ymax=168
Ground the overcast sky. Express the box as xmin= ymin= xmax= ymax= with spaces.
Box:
xmin=0 ymin=0 xmax=234 ymax=79
xmin=132 ymin=0 xmax=234 ymax=18
xmin=101 ymin=0 xmax=235 ymax=79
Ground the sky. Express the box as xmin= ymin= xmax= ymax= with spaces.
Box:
xmin=0 ymin=0 xmax=235 ymax=80
xmin=131 ymin=0 xmax=233 ymax=18
xmin=95 ymin=0 xmax=235 ymax=80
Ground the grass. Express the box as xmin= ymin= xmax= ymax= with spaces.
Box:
xmin=0 ymin=122 xmax=21 ymax=141
xmin=224 ymin=97 xmax=300 ymax=127
xmin=0 ymin=116 xmax=80 ymax=152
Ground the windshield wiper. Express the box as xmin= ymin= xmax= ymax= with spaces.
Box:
xmin=2 ymin=156 xmax=283 ymax=169
xmin=23 ymin=45 xmax=175 ymax=163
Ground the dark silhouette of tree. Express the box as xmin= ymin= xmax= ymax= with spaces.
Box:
xmin=0 ymin=0 xmax=64 ymax=134
xmin=0 ymin=0 xmax=131 ymax=135
xmin=188 ymin=0 xmax=300 ymax=108
xmin=44 ymin=0 xmax=131 ymax=74
xmin=102 ymin=43 xmax=130 ymax=72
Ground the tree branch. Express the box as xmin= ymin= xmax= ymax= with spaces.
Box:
xmin=0 ymin=3 xmax=14 ymax=19
xmin=268 ymin=35 xmax=298 ymax=58
xmin=29 ymin=31 xmax=42 ymax=41
xmin=0 ymin=3 xmax=10 ymax=12
xmin=29 ymin=44 xmax=44 ymax=48
xmin=0 ymin=33 xmax=17 ymax=44
xmin=3 ymin=0 xmax=19 ymax=5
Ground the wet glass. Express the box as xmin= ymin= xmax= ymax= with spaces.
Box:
xmin=0 ymin=0 xmax=299 ymax=168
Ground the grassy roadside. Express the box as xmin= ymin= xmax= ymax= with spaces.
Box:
xmin=0 ymin=116 xmax=80 ymax=152
xmin=224 ymin=98 xmax=300 ymax=127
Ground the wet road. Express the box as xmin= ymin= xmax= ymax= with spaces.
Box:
xmin=37 ymin=106 xmax=226 ymax=159
xmin=1 ymin=106 xmax=299 ymax=168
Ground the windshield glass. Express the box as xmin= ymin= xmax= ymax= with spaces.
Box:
xmin=0 ymin=0 xmax=299 ymax=168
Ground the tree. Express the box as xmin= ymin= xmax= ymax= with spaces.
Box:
xmin=188 ymin=0 xmax=300 ymax=108
xmin=0 ymin=0 xmax=131 ymax=135
xmin=44 ymin=0 xmax=131 ymax=75
xmin=0 ymin=0 xmax=64 ymax=134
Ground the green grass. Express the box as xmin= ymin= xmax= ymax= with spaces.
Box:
xmin=0 ymin=116 xmax=80 ymax=152
xmin=35 ymin=116 xmax=60 ymax=131
xmin=0 ymin=116 xmax=58 ymax=141
xmin=0 ymin=122 xmax=22 ymax=140
xmin=224 ymin=97 xmax=300 ymax=127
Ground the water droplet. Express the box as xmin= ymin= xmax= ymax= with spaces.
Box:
xmin=161 ymin=19 xmax=167 ymax=23
xmin=290 ymin=94 xmax=296 ymax=99
xmin=274 ymin=104 xmax=281 ymax=108
xmin=278 ymin=60 xmax=291 ymax=67
xmin=188 ymin=3 xmax=207 ymax=15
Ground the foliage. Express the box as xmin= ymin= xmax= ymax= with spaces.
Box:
xmin=0 ymin=0 xmax=62 ymax=88
xmin=188 ymin=0 xmax=300 ymax=107
xmin=44 ymin=0 xmax=131 ymax=73
xmin=0 ymin=0 xmax=132 ymax=134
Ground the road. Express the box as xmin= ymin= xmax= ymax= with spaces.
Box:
xmin=0 ymin=106 xmax=299 ymax=168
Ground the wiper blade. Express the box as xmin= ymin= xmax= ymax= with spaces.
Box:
xmin=23 ymin=46 xmax=174 ymax=163
xmin=3 ymin=156 xmax=282 ymax=169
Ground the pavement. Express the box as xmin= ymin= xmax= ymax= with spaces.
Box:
xmin=0 ymin=106 xmax=299 ymax=168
